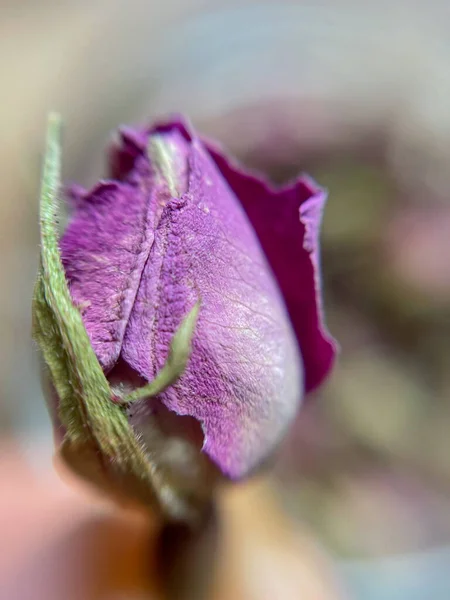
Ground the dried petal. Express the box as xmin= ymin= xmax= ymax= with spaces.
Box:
xmin=62 ymin=120 xmax=303 ymax=478
xmin=207 ymin=143 xmax=335 ymax=392
xmin=36 ymin=114 xmax=335 ymax=513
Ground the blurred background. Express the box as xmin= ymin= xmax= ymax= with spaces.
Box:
xmin=1 ymin=1 xmax=450 ymax=598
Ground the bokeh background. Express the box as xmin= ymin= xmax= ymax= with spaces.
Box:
xmin=2 ymin=1 xmax=450 ymax=598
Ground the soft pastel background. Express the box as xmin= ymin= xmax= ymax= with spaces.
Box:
xmin=2 ymin=1 xmax=450 ymax=598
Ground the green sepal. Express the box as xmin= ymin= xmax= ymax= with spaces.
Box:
xmin=148 ymin=134 xmax=179 ymax=196
xmin=31 ymin=114 xmax=199 ymax=522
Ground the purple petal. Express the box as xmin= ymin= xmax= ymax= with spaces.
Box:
xmin=107 ymin=126 xmax=149 ymax=181
xmin=60 ymin=168 xmax=159 ymax=371
xmin=205 ymin=144 xmax=336 ymax=392
xmin=120 ymin=123 xmax=302 ymax=479
xmin=60 ymin=116 xmax=334 ymax=480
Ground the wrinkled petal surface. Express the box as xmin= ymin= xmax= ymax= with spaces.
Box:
xmin=207 ymin=144 xmax=336 ymax=392
xmin=61 ymin=116 xmax=334 ymax=478
xmin=62 ymin=173 xmax=158 ymax=371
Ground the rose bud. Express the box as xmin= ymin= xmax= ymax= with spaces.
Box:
xmin=32 ymin=114 xmax=335 ymax=524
